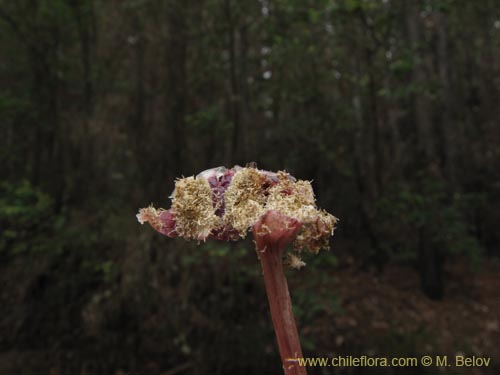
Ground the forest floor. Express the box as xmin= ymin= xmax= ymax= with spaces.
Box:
xmin=310 ymin=252 xmax=500 ymax=374
xmin=1 ymin=250 xmax=499 ymax=375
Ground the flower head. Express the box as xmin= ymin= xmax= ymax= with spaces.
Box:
xmin=137 ymin=165 xmax=337 ymax=264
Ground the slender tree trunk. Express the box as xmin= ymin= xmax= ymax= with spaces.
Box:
xmin=225 ymin=0 xmax=243 ymax=164
xmin=418 ymin=227 xmax=444 ymax=300
xmin=437 ymin=11 xmax=455 ymax=184
xmin=352 ymin=53 xmax=384 ymax=270
xmin=407 ymin=2 xmax=433 ymax=163
xmin=407 ymin=3 xmax=444 ymax=298
xmin=165 ymin=3 xmax=188 ymax=177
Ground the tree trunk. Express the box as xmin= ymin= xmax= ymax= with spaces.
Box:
xmin=407 ymin=2 xmax=433 ymax=163
xmin=165 ymin=3 xmax=188 ymax=177
xmin=437 ymin=11 xmax=455 ymax=184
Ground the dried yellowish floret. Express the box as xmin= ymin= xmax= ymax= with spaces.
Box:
xmin=294 ymin=210 xmax=337 ymax=253
xmin=266 ymin=185 xmax=314 ymax=219
xmin=171 ymin=177 xmax=221 ymax=240
xmin=223 ymin=168 xmax=266 ymax=236
xmin=287 ymin=253 xmax=307 ymax=269
xmin=263 ymin=172 xmax=337 ymax=253
xmin=136 ymin=206 xmax=164 ymax=228
xmin=293 ymin=180 xmax=316 ymax=204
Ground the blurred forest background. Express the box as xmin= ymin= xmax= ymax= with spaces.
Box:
xmin=1 ymin=0 xmax=499 ymax=374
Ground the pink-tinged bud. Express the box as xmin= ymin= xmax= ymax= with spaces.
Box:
xmin=158 ymin=209 xmax=177 ymax=237
xmin=136 ymin=207 xmax=177 ymax=238
xmin=197 ymin=166 xmax=238 ymax=217
xmin=253 ymin=210 xmax=302 ymax=254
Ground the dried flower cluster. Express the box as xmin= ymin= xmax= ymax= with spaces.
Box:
xmin=137 ymin=165 xmax=337 ymax=266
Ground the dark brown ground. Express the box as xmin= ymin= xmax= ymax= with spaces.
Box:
xmin=305 ymin=254 xmax=500 ymax=375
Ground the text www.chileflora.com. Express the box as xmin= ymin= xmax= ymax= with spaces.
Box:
xmin=291 ymin=355 xmax=491 ymax=368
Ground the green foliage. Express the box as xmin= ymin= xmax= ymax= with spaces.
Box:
xmin=0 ymin=180 xmax=116 ymax=282
xmin=0 ymin=181 xmax=60 ymax=255
xmin=0 ymin=93 xmax=31 ymax=120
xmin=293 ymin=272 xmax=340 ymax=326
xmin=376 ymin=172 xmax=483 ymax=263
xmin=291 ymin=251 xmax=339 ymax=351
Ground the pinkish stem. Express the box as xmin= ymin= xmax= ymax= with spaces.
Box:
xmin=258 ymin=243 xmax=307 ymax=375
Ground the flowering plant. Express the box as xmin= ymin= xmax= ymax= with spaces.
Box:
xmin=138 ymin=165 xmax=337 ymax=374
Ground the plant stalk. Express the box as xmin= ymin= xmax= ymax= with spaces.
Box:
xmin=258 ymin=244 xmax=307 ymax=375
